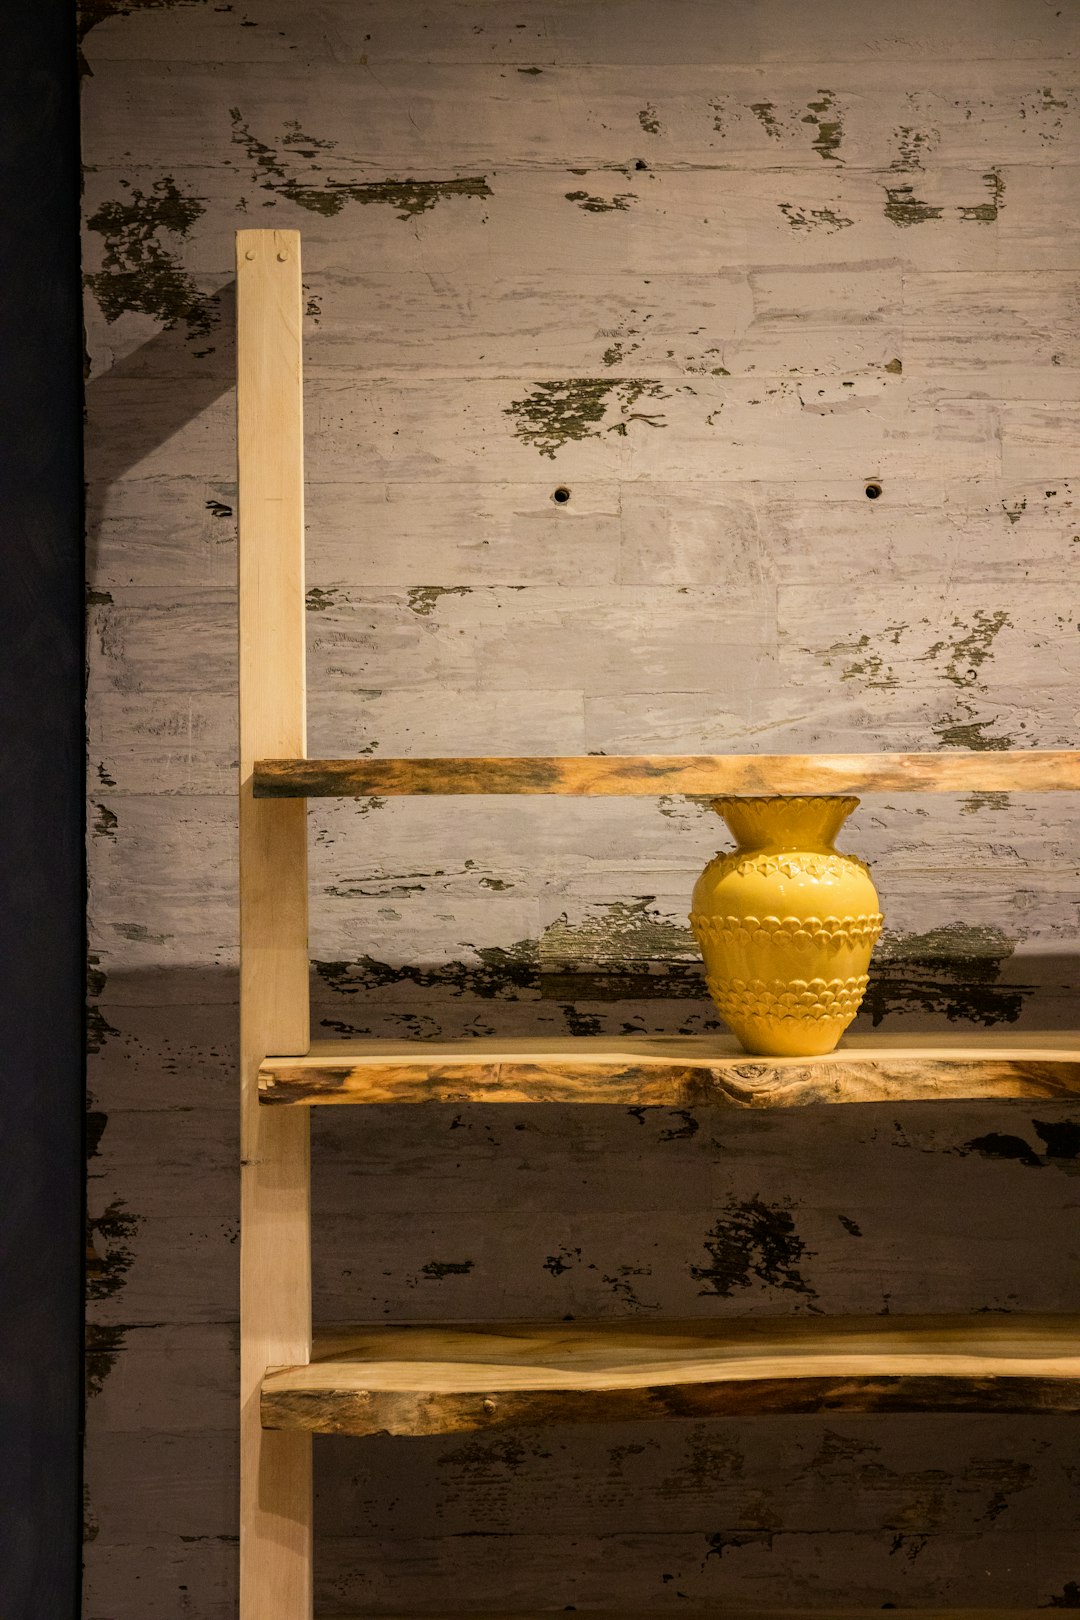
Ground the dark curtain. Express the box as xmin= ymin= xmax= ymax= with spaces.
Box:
xmin=0 ymin=2 xmax=84 ymax=1616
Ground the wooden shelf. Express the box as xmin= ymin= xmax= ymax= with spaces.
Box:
xmin=251 ymin=749 xmax=1080 ymax=798
xmin=234 ymin=233 xmax=1080 ymax=1619
xmin=323 ymin=1611 xmax=1055 ymax=1620
xmin=321 ymin=1612 xmax=1053 ymax=1619
xmin=261 ymin=1315 xmax=1080 ymax=1436
xmin=259 ymin=1031 xmax=1080 ymax=1108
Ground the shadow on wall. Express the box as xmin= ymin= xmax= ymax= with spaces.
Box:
xmin=84 ymin=279 xmax=236 ymax=570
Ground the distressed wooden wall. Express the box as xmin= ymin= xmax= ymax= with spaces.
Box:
xmin=81 ymin=1 xmax=1080 ymax=1614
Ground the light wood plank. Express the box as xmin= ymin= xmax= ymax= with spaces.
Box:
xmin=253 ymin=750 xmax=1080 ymax=798
xmin=258 ymin=1031 xmax=1080 ymax=1108
xmin=237 ymin=228 xmax=313 ymax=1620
xmin=262 ymin=1315 xmax=1080 ymax=1436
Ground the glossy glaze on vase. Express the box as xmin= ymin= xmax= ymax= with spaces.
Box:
xmin=690 ymin=795 xmax=883 ymax=1057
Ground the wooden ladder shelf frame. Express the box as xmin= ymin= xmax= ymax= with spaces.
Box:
xmin=238 ymin=229 xmax=312 ymax=1619
xmin=237 ymin=229 xmax=1080 ymax=1620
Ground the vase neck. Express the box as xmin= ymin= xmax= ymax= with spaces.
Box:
xmin=712 ymin=795 xmax=859 ymax=853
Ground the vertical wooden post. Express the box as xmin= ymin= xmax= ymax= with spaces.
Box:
xmin=237 ymin=228 xmax=313 ymax=1620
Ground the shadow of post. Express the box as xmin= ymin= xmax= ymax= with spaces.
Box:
xmin=84 ymin=279 xmax=237 ymax=569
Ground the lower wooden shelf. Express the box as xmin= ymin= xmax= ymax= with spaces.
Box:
xmin=321 ymin=1613 xmax=1055 ymax=1620
xmin=259 ymin=1031 xmax=1080 ymax=1108
xmin=321 ymin=1613 xmax=1061 ymax=1620
xmin=261 ymin=1315 xmax=1080 ymax=1436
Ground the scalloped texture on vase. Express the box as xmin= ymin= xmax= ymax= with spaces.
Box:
xmin=690 ymin=795 xmax=882 ymax=1057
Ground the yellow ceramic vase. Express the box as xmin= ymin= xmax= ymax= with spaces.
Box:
xmin=690 ymin=796 xmax=883 ymax=1058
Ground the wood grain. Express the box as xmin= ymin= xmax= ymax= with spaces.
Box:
xmin=261 ymin=1316 xmax=1080 ymax=1435
xmin=252 ymin=750 xmax=1080 ymax=798
xmin=258 ymin=1031 xmax=1080 ymax=1107
xmin=236 ymin=228 xmax=313 ymax=1620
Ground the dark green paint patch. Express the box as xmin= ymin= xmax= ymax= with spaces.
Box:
xmin=87 ymin=1006 xmax=120 ymax=1054
xmin=958 ymin=168 xmax=1005 ymax=224
xmin=659 ymin=1110 xmax=699 ymax=1140
xmin=891 ymin=126 xmax=933 ymax=171
xmin=85 ymin=175 xmax=214 ymax=338
xmin=961 ymin=790 xmax=1010 ymax=815
xmin=706 ymin=1529 xmax=777 ymax=1560
xmin=543 ymin=1246 xmax=581 ymax=1276
xmin=692 ymin=1197 xmax=817 ymax=1300
xmin=564 ymin=189 xmax=634 ymax=213
xmin=420 ymin=1259 xmax=475 ymax=1279
xmin=884 ymin=357 xmax=903 ymax=374
xmin=78 ymin=0 xmax=204 ymax=48
xmin=88 ymin=953 xmax=106 ymax=999
xmin=86 ymin=1110 xmax=108 ymax=1160
xmin=922 ymin=608 xmax=1010 ymax=688
xmin=314 ymin=899 xmax=712 ymax=1007
xmin=86 ymin=587 xmax=114 ymax=606
xmin=560 ymin=1004 xmax=605 ymax=1036
xmin=504 ymin=378 xmax=668 ymax=458
xmin=838 ymin=1214 xmax=863 ymax=1237
xmin=865 ymin=923 xmax=1027 ymax=1026
xmin=314 ymin=940 xmax=540 ymax=1002
xmin=86 ymin=1200 xmax=141 ymax=1302
xmin=820 ymin=627 xmax=905 ymax=688
xmin=288 ymin=176 xmax=478 ymax=218
xmin=85 ymin=1324 xmax=125 ymax=1399
xmin=517 ymin=66 xmax=542 ymax=74
xmin=933 ymin=713 xmax=1015 ymax=751
xmin=306 ymin=586 xmax=342 ymax=613
xmin=230 ymin=108 xmax=491 ymax=219
xmin=93 ymin=804 xmax=117 ymax=840
xmin=87 ymin=952 xmax=119 ymax=1054
xmin=1048 ymin=1582 xmax=1080 ymax=1608
xmin=959 ymin=1131 xmax=1044 ymax=1169
xmin=883 ymin=184 xmax=944 ymax=227
xmin=778 ymin=203 xmax=852 ymax=233
xmin=603 ymin=1264 xmax=658 ymax=1310
xmin=802 ymin=90 xmax=843 ymax=162
xmin=750 ymin=102 xmax=783 ymax=140
xmin=542 ymin=898 xmax=700 ymax=1000
xmin=288 ymin=175 xmax=491 ymax=220
xmin=406 ymin=585 xmax=473 ymax=617
xmin=638 ymin=104 xmax=662 ymax=135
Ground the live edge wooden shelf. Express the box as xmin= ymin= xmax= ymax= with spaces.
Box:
xmin=236 ymin=231 xmax=1080 ymax=1620
xmin=259 ymin=1031 xmax=1080 ymax=1108
xmin=253 ymin=748 xmax=1080 ymax=797
xmin=261 ymin=1316 xmax=1080 ymax=1436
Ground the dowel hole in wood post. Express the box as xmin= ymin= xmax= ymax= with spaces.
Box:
xmin=552 ymin=486 xmax=571 ymax=505
xmin=865 ymin=481 xmax=883 ymax=500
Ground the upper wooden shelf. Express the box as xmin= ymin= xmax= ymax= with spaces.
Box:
xmin=259 ymin=1031 xmax=1080 ymax=1108
xmin=251 ymin=750 xmax=1080 ymax=798
xmin=261 ymin=1314 xmax=1080 ymax=1436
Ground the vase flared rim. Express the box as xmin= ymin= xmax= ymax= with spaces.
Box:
xmin=710 ymin=794 xmax=860 ymax=814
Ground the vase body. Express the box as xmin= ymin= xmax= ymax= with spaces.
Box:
xmin=690 ymin=796 xmax=883 ymax=1057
